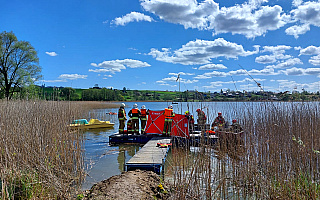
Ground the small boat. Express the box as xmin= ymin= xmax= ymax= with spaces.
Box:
xmin=69 ymin=119 xmax=114 ymax=129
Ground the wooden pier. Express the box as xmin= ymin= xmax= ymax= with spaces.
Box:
xmin=125 ymin=137 xmax=171 ymax=174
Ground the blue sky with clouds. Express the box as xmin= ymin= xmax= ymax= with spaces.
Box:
xmin=2 ymin=0 xmax=320 ymax=92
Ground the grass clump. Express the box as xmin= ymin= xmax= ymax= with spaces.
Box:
xmin=0 ymin=100 xmax=114 ymax=199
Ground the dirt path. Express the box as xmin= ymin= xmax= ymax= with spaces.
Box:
xmin=83 ymin=170 xmax=171 ymax=200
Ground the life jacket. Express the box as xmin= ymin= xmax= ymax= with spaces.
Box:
xmin=141 ymin=109 xmax=147 ymax=118
xmin=131 ymin=108 xmax=139 ymax=118
xmin=164 ymin=108 xmax=173 ymax=119
xmin=118 ymin=108 xmax=126 ymax=119
xmin=206 ymin=130 xmax=215 ymax=135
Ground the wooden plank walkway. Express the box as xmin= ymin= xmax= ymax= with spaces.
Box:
xmin=125 ymin=137 xmax=171 ymax=174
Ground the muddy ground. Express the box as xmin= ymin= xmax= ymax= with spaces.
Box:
xmin=83 ymin=170 xmax=171 ymax=200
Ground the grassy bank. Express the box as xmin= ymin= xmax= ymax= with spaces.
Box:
xmin=168 ymin=102 xmax=320 ymax=199
xmin=0 ymin=100 xmax=118 ymax=199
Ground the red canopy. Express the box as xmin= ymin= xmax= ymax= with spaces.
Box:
xmin=145 ymin=110 xmax=189 ymax=138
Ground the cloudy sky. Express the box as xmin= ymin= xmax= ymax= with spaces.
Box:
xmin=2 ymin=0 xmax=320 ymax=92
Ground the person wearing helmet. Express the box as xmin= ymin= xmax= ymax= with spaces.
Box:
xmin=231 ymin=119 xmax=242 ymax=133
xmin=128 ymin=104 xmax=141 ymax=135
xmin=196 ymin=108 xmax=207 ymax=131
xmin=185 ymin=111 xmax=195 ymax=133
xmin=162 ymin=105 xmax=175 ymax=136
xmin=140 ymin=105 xmax=149 ymax=134
xmin=212 ymin=112 xmax=226 ymax=130
xmin=118 ymin=103 xmax=127 ymax=134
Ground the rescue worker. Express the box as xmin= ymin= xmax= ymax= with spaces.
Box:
xmin=140 ymin=105 xmax=149 ymax=135
xmin=185 ymin=111 xmax=194 ymax=133
xmin=118 ymin=103 xmax=127 ymax=134
xmin=189 ymin=115 xmax=195 ymax=133
xmin=212 ymin=112 xmax=226 ymax=130
xmin=127 ymin=118 xmax=133 ymax=134
xmin=128 ymin=103 xmax=141 ymax=135
xmin=163 ymin=105 xmax=175 ymax=136
xmin=196 ymin=108 xmax=207 ymax=131
xmin=231 ymin=119 xmax=243 ymax=133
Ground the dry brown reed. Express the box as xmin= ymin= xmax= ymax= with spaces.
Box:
xmin=0 ymin=100 xmax=116 ymax=199
xmin=168 ymin=102 xmax=320 ymax=199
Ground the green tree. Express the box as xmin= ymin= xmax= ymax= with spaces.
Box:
xmin=61 ymin=87 xmax=77 ymax=100
xmin=0 ymin=31 xmax=41 ymax=99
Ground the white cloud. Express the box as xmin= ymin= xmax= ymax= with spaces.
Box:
xmin=168 ymin=72 xmax=195 ymax=76
xmin=195 ymin=65 xmax=280 ymax=80
xmin=287 ymin=2 xmax=320 ymax=37
xmin=198 ymin=64 xmax=227 ymax=70
xmin=90 ymin=59 xmax=151 ymax=74
xmin=255 ymin=55 xmax=277 ymax=63
xmin=157 ymin=75 xmax=198 ymax=86
xmin=203 ymin=77 xmax=266 ymax=89
xmin=309 ymin=55 xmax=320 ymax=66
xmin=255 ymin=45 xmax=293 ymax=64
xmin=285 ymin=24 xmax=310 ymax=38
xmin=247 ymin=67 xmax=278 ymax=76
xmin=44 ymin=73 xmax=87 ymax=83
xmin=299 ymin=45 xmax=320 ymax=55
xmin=261 ymin=45 xmax=292 ymax=54
xmin=272 ymin=58 xmax=303 ymax=69
xmin=58 ymin=74 xmax=87 ymax=80
xmin=140 ymin=0 xmax=289 ymax=38
xmin=294 ymin=46 xmax=302 ymax=51
xmin=236 ymin=77 xmax=266 ymax=83
xmin=293 ymin=0 xmax=303 ymax=7
xmin=275 ymin=79 xmax=320 ymax=92
xmin=141 ymin=0 xmax=219 ymax=30
xmin=148 ymin=38 xmax=259 ymax=65
xmin=45 ymin=52 xmax=58 ymax=56
xmin=156 ymin=80 xmax=177 ymax=87
xmin=291 ymin=2 xmax=320 ymax=26
xmin=103 ymin=74 xmax=113 ymax=79
xmin=212 ymin=5 xmax=289 ymax=38
xmin=281 ymin=67 xmax=320 ymax=77
xmin=195 ymin=71 xmax=228 ymax=79
xmin=111 ymin=12 xmax=154 ymax=26
xmin=281 ymin=67 xmax=304 ymax=76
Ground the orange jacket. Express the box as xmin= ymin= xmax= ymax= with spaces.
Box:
xmin=141 ymin=109 xmax=148 ymax=118
xmin=164 ymin=108 xmax=174 ymax=119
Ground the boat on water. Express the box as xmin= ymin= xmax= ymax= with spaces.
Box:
xmin=69 ymin=119 xmax=114 ymax=129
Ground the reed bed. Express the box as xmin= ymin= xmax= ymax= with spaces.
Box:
xmin=0 ymin=100 xmax=116 ymax=199
xmin=168 ymin=101 xmax=320 ymax=199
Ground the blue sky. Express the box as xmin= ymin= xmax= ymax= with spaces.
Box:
xmin=2 ymin=0 xmax=320 ymax=92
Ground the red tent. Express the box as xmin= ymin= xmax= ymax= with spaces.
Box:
xmin=145 ymin=110 xmax=189 ymax=138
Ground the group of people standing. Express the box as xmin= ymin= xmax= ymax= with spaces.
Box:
xmin=118 ymin=103 xmax=242 ymax=136
xmin=118 ymin=103 xmax=149 ymax=135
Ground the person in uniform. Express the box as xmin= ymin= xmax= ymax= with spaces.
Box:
xmin=196 ymin=108 xmax=207 ymax=131
xmin=118 ymin=103 xmax=127 ymax=134
xmin=140 ymin=105 xmax=149 ymax=135
xmin=185 ymin=111 xmax=194 ymax=133
xmin=128 ymin=104 xmax=141 ymax=135
xmin=231 ymin=119 xmax=243 ymax=133
xmin=162 ymin=105 xmax=175 ymax=136
xmin=212 ymin=112 xmax=226 ymax=131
